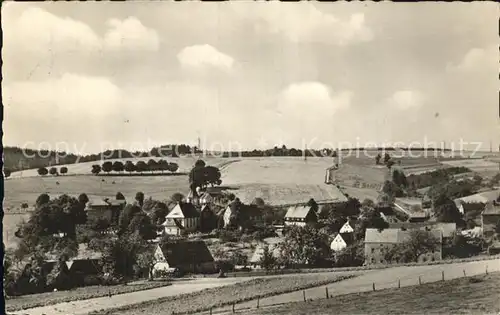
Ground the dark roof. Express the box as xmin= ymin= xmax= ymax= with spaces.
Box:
xmin=339 ymin=232 xmax=355 ymax=246
xmin=158 ymin=240 xmax=214 ymax=266
xmin=166 ymin=203 xmax=200 ymax=219
xmin=390 ymin=222 xmax=456 ymax=238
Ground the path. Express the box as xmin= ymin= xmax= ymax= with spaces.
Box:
xmin=7 ymin=277 xmax=252 ymax=315
xmin=209 ymin=258 xmax=500 ymax=314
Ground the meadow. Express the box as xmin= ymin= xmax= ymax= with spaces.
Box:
xmin=244 ymin=273 xmax=500 ymax=315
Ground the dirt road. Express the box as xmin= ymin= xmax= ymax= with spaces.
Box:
xmin=210 ymin=258 xmax=500 ymax=314
xmin=8 ymin=277 xmax=251 ymax=315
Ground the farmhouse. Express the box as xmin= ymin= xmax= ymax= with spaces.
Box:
xmin=364 ymin=228 xmax=442 ymax=265
xmin=339 ymin=221 xmax=355 ymax=234
xmin=152 ymin=240 xmax=215 ymax=274
xmin=45 ymin=244 xmax=103 ymax=284
xmin=284 ymin=205 xmax=318 ymax=227
xmin=330 ymin=233 xmax=354 ymax=252
xmin=481 ymin=202 xmax=500 ymax=238
xmin=222 ymin=203 xmax=264 ymax=227
xmin=85 ymin=198 xmax=126 ymax=225
xmin=454 ymin=190 xmax=500 ymax=214
xmin=162 ymin=203 xmax=200 ymax=235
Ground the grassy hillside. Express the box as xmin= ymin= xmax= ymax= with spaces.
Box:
xmin=245 ymin=273 xmax=500 ymax=315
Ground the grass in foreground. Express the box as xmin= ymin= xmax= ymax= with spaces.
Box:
xmin=5 ymin=280 xmax=172 ymax=312
xmin=96 ymin=273 xmax=356 ymax=315
xmin=243 ymin=273 xmax=500 ymax=315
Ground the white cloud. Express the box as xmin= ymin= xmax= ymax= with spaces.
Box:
xmin=279 ymin=82 xmax=351 ymax=115
xmin=390 ymin=90 xmax=423 ymax=110
xmin=3 ymin=7 xmax=159 ymax=54
xmin=447 ymin=45 xmax=497 ymax=73
xmin=4 ymin=7 xmax=101 ymax=53
xmin=235 ymin=3 xmax=373 ymax=45
xmin=177 ymin=45 xmax=235 ymax=70
xmin=104 ymin=17 xmax=160 ymax=51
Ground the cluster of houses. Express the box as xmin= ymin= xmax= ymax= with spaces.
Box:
xmin=59 ymin=180 xmax=500 ymax=278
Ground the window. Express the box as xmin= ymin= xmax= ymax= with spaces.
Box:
xmin=371 ymin=248 xmax=375 ymax=253
xmin=371 ymin=258 xmax=375 ymax=263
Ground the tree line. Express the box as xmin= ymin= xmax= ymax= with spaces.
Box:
xmin=91 ymin=159 xmax=179 ymax=175
xmin=36 ymin=166 xmax=69 ymax=177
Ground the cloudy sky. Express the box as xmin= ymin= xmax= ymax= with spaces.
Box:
xmin=2 ymin=2 xmax=499 ymax=154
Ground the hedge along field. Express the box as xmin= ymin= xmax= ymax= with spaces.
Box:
xmin=97 ymin=273 xmax=357 ymax=315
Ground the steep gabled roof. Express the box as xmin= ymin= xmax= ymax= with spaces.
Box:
xmin=285 ymin=205 xmax=315 ymax=219
xmin=157 ymin=240 xmax=214 ymax=266
xmin=166 ymin=203 xmax=200 ymax=219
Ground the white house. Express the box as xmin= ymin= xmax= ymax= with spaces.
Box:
xmin=339 ymin=221 xmax=354 ymax=234
xmin=162 ymin=203 xmax=200 ymax=235
xmin=330 ymin=234 xmax=350 ymax=252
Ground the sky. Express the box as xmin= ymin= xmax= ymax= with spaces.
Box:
xmin=2 ymin=2 xmax=499 ymax=154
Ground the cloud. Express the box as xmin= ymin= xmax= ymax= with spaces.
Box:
xmin=278 ymin=82 xmax=351 ymax=115
xmin=390 ymin=90 xmax=423 ymax=110
xmin=447 ymin=45 xmax=497 ymax=73
xmin=3 ymin=6 xmax=159 ymax=54
xmin=104 ymin=17 xmax=160 ymax=51
xmin=4 ymin=7 xmax=101 ymax=53
xmin=177 ymin=44 xmax=235 ymax=70
xmin=235 ymin=3 xmax=373 ymax=45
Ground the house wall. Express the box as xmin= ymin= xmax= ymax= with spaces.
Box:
xmin=482 ymin=214 xmax=500 ymax=238
xmin=284 ymin=218 xmax=306 ymax=227
xmin=330 ymin=236 xmax=347 ymax=251
xmin=223 ymin=208 xmax=232 ymax=227
xmin=365 ymin=242 xmax=442 ymax=265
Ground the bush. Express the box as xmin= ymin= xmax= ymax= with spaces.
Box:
xmin=83 ymin=275 xmax=102 ymax=287
xmin=215 ymin=260 xmax=235 ymax=273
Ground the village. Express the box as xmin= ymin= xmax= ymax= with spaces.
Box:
xmin=3 ymin=2 xmax=499 ymax=314
xmin=5 ymin=149 xmax=500 ymax=303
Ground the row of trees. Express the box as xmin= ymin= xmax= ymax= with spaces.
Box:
xmin=36 ymin=166 xmax=69 ymax=176
xmin=91 ymin=160 xmax=179 ymax=175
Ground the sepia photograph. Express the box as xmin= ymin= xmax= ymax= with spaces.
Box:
xmin=2 ymin=2 xmax=499 ymax=314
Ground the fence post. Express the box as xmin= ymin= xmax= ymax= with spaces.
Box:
xmin=442 ymin=270 xmax=445 ymax=281
xmin=398 ymin=279 xmax=401 ymax=288
xmin=232 ymin=303 xmax=235 ymax=313
xmin=210 ymin=308 xmax=213 ymax=315
xmin=303 ymin=290 xmax=306 ymax=302
xmin=486 ymin=265 xmax=488 ymax=275
xmin=325 ymin=287 xmax=329 ymax=299
xmin=463 ymin=269 xmax=466 ymax=277
xmin=372 ymin=282 xmax=376 ymax=291
xmin=257 ymin=297 xmax=260 ymax=309
xmin=418 ymin=276 xmax=422 ymax=285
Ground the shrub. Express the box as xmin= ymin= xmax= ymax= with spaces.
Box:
xmin=83 ymin=275 xmax=102 ymax=287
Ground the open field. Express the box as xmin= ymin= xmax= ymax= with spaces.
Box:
xmin=101 ymin=273 xmax=356 ymax=315
xmin=241 ymin=273 xmax=500 ymax=315
xmin=220 ymin=157 xmax=347 ymax=205
xmin=210 ymin=257 xmax=500 ymax=314
xmin=441 ymin=159 xmax=500 ymax=173
xmin=5 ymin=280 xmax=172 ymax=312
